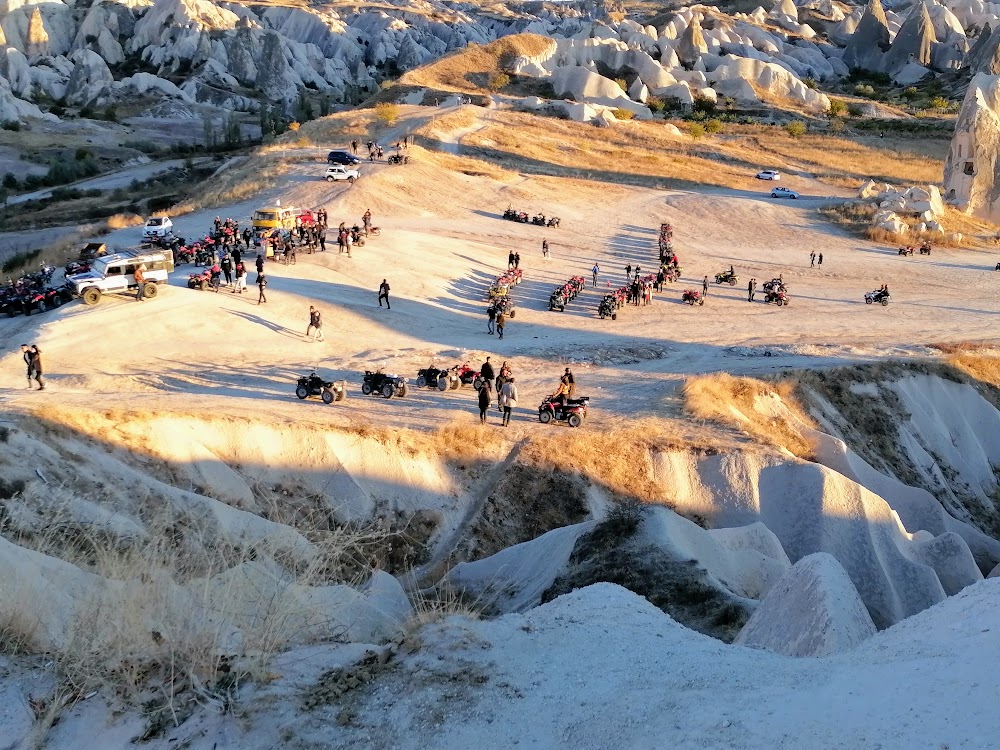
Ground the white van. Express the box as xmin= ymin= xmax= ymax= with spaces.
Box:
xmin=68 ymin=249 xmax=174 ymax=305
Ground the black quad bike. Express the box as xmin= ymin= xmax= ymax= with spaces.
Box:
xmin=538 ymin=395 xmax=589 ymax=428
xmin=387 ymin=154 xmax=409 ymax=165
xmin=415 ymin=367 xmax=458 ymax=391
xmin=598 ymin=295 xmax=618 ymax=320
xmin=296 ymin=373 xmax=347 ymax=403
xmin=362 ymin=370 xmax=408 ymax=399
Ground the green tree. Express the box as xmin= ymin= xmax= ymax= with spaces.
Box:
xmin=374 ymin=102 xmax=400 ymax=125
xmin=487 ymin=72 xmax=510 ymax=92
xmin=785 ymin=120 xmax=807 ymax=137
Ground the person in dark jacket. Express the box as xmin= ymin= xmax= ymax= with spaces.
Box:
xmin=560 ymin=367 xmax=575 ymax=398
xmin=20 ymin=344 xmax=33 ymax=389
xmin=478 ymin=382 xmax=492 ymax=424
xmin=378 ymin=279 xmax=390 ymax=309
xmin=256 ymin=253 xmax=264 ymax=275
xmin=257 ymin=273 xmax=268 ymax=304
xmin=487 ymin=305 xmax=496 ymax=334
xmin=748 ymin=278 xmax=756 ymax=302
xmin=28 ymin=345 xmax=43 ymax=390
xmin=480 ymin=357 xmax=495 ymax=383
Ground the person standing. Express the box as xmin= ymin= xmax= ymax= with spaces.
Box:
xmin=592 ymin=263 xmax=600 ymax=287
xmin=345 ymin=232 xmax=353 ymax=258
xmin=233 ymin=261 xmax=246 ymax=294
xmin=507 ymin=251 xmax=515 ymax=269
xmin=626 ymin=263 xmax=632 ymax=279
xmin=818 ymin=253 xmax=824 ymax=267
xmin=514 ymin=252 xmax=520 ymax=269
xmin=256 ymin=253 xmax=264 ymax=276
xmin=378 ymin=279 xmax=390 ymax=309
xmin=305 ymin=306 xmax=325 ymax=342
xmin=702 ymin=275 xmax=709 ymax=297
xmin=318 ymin=225 xmax=326 ymax=253
xmin=480 ymin=357 xmax=495 ymax=385
xmin=810 ymin=251 xmax=816 ymax=267
xmin=134 ymin=264 xmax=146 ymax=301
xmin=478 ymin=382 xmax=492 ymax=424
xmin=496 ymin=311 xmax=506 ymax=339
xmin=542 ymin=239 xmax=549 ymax=259
xmin=487 ymin=305 xmax=496 ymax=334
xmin=20 ymin=344 xmax=33 ymax=389
xmin=27 ymin=345 xmax=43 ymax=390
xmin=500 ymin=377 xmax=517 ymax=427
xmin=221 ymin=254 xmax=233 ymax=286
xmin=748 ymin=278 xmax=756 ymax=302
xmin=257 ymin=272 xmax=268 ymax=304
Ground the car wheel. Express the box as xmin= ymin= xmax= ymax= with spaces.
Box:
xmin=792 ymin=195 xmax=798 ymax=199
xmin=437 ymin=378 xmax=449 ymax=391
xmin=382 ymin=383 xmax=395 ymax=399
xmin=296 ymin=385 xmax=309 ymax=400
xmin=362 ymin=383 xmax=372 ymax=395
xmin=326 ymin=177 xmax=333 ymax=182
xmin=348 ymin=177 xmax=356 ymax=184
xmin=539 ymin=410 xmax=553 ymax=424
xmin=50 ymin=295 xmax=62 ymax=308
xmin=450 ymin=378 xmax=460 ymax=390
xmin=35 ymin=300 xmax=46 ymax=314
xmin=321 ymin=389 xmax=334 ymax=404
xmin=82 ymin=288 xmax=101 ymax=306
xmin=568 ymin=413 xmax=582 ymax=428
xmin=143 ymin=283 xmax=158 ymax=299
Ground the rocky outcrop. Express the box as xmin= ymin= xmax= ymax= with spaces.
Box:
xmin=24 ymin=7 xmax=49 ymax=58
xmin=710 ymin=57 xmax=831 ymax=112
xmin=676 ymin=14 xmax=708 ymax=68
xmin=735 ymin=553 xmax=877 ymax=657
xmin=842 ymin=0 xmax=891 ymax=71
xmin=944 ymin=72 xmax=1000 ymax=222
xmin=63 ymin=48 xmax=114 ymax=106
xmin=883 ymin=3 xmax=935 ymax=74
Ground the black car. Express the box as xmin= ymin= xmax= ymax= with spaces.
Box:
xmin=327 ymin=150 xmax=361 ymax=165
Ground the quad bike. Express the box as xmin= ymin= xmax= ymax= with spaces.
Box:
xmin=549 ymin=289 xmax=567 ymax=312
xmin=296 ymin=373 xmax=347 ymax=403
xmin=547 ymin=217 xmax=560 ymax=228
xmin=362 ymin=370 xmax=408 ymax=399
xmin=187 ymin=268 xmax=213 ymax=290
xmin=715 ymin=270 xmax=739 ymax=286
xmin=503 ymin=207 xmax=530 ymax=223
xmin=865 ymin=290 xmax=891 ymax=306
xmin=415 ymin=367 xmax=456 ymax=391
xmin=764 ymin=288 xmax=790 ymax=306
xmin=538 ymin=395 xmax=589 ymax=428
xmin=919 ymin=243 xmax=932 ymax=255
xmin=598 ymin=295 xmax=618 ymax=320
xmin=490 ymin=296 xmax=515 ymax=318
xmin=682 ymin=289 xmax=704 ymax=306
xmin=174 ymin=245 xmax=194 ymax=264
xmin=663 ymin=267 xmax=680 ymax=283
xmin=455 ymin=363 xmax=485 ymax=390
xmin=387 ymin=154 xmax=408 ymax=165
xmin=898 ymin=246 xmax=914 ymax=256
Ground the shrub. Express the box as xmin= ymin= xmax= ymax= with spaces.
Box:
xmin=687 ymin=122 xmax=705 ymax=139
xmin=1 ymin=120 xmax=21 ymax=131
xmin=288 ymin=121 xmax=300 ymax=132
xmin=829 ymin=117 xmax=846 ymax=133
xmin=853 ymin=83 xmax=875 ymax=97
xmin=103 ymin=106 xmax=118 ymax=122
xmin=614 ymin=78 xmax=628 ymax=92
xmin=646 ymin=96 xmax=666 ymax=114
xmin=487 ymin=72 xmax=510 ymax=92
xmin=374 ymin=102 xmax=400 ymax=125
xmin=612 ymin=108 xmax=635 ymax=121
xmin=123 ymin=140 xmax=159 ymax=154
xmin=827 ymin=98 xmax=848 ymax=117
xmin=930 ymin=96 xmax=949 ymax=110
xmin=803 ymin=77 xmax=817 ymax=89
xmin=902 ymin=87 xmax=920 ymax=101
xmin=79 ymin=106 xmax=95 ymax=119
xmin=2 ymin=173 xmax=17 ymax=189
xmin=49 ymin=105 xmax=65 ymax=118
xmin=2 ymin=248 xmax=42 ymax=273
xmin=847 ymin=103 xmax=866 ymax=117
xmin=704 ymin=118 xmax=724 ymax=134
xmin=693 ymin=94 xmax=717 ymax=114
xmin=74 ymin=148 xmax=90 ymax=161
xmin=785 ymin=120 xmax=807 ymax=137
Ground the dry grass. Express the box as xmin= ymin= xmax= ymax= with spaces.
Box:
xmin=170 ymin=155 xmax=284 ymax=216
xmin=941 ymin=350 xmax=1000 ymax=390
xmin=401 ymin=34 xmax=556 ymax=94
xmin=106 ymin=212 xmax=144 ymax=229
xmin=683 ymin=373 xmax=816 ymax=459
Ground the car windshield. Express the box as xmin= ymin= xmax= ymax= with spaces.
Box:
xmin=92 ymin=258 xmax=114 ymax=274
xmin=146 ymin=218 xmax=163 ymax=226
xmin=254 ymin=211 xmax=276 ymax=221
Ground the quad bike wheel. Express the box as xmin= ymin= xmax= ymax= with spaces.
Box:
xmin=296 ymin=385 xmax=309 ymax=400
xmin=729 ymin=279 xmax=736 ymax=286
xmin=449 ymin=378 xmax=459 ymax=390
xmin=437 ymin=378 xmax=449 ymax=391
xmin=416 ymin=375 xmax=427 ymax=388
xmin=568 ymin=413 xmax=582 ymax=428
xmin=698 ymin=299 xmax=704 ymax=306
xmin=398 ymin=383 xmax=408 ymax=398
xmin=612 ymin=313 xmax=617 ymax=320
xmin=881 ymin=298 xmax=889 ymax=306
xmin=865 ymin=297 xmax=873 ymax=305
xmin=599 ymin=312 xmax=605 ymax=319
xmin=336 ymin=388 xmax=346 ymax=402
xmin=473 ymin=376 xmax=484 ymax=391
xmin=362 ymin=382 xmax=373 ymax=395
xmin=49 ymin=296 xmax=61 ymax=308
xmin=82 ymin=288 xmax=101 ymax=306
xmin=382 ymin=383 xmax=395 ymax=398
xmin=509 ymin=309 xmax=515 ymax=318
xmin=538 ymin=410 xmax=553 ymax=424
xmin=143 ymin=283 xmax=158 ymax=299
xmin=200 ymin=280 xmax=209 ymax=291
xmin=321 ymin=389 xmax=334 ymax=404
xmin=34 ymin=301 xmax=46 ymax=315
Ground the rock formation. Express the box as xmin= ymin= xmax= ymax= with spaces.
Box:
xmin=882 ymin=2 xmax=936 ymax=75
xmin=842 ymin=0 xmax=891 ymax=70
xmin=944 ymin=72 xmax=1000 ymax=222
xmin=676 ymin=14 xmax=708 ymax=68
xmin=735 ymin=553 xmax=877 ymax=657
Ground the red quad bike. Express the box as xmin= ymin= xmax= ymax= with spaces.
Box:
xmin=898 ymin=246 xmax=914 ymax=256
xmin=455 ymin=363 xmax=486 ymax=390
xmin=187 ymin=268 xmax=213 ymax=290
xmin=682 ymin=289 xmax=704 ymax=306
xmin=539 ymin=395 xmax=589 ymax=428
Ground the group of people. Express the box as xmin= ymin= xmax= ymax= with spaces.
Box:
xmin=477 ymin=357 xmax=517 ymax=426
xmin=351 ymin=137 xmax=412 ymax=160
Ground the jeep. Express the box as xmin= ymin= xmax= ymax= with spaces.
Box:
xmin=68 ymin=249 xmax=174 ymax=305
xmin=325 ymin=165 xmax=359 ymax=183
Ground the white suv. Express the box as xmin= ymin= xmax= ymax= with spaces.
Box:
xmin=143 ymin=216 xmax=173 ymax=238
xmin=68 ymin=249 xmax=174 ymax=305
xmin=325 ymin=165 xmax=359 ymax=183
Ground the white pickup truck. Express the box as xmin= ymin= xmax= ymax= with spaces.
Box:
xmin=325 ymin=165 xmax=359 ymax=183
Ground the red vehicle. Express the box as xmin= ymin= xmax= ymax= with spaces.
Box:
xmin=292 ymin=209 xmax=316 ymax=227
xmin=538 ymin=394 xmax=589 ymax=428
xmin=455 ymin=363 xmax=486 ymax=390
xmin=682 ymin=289 xmax=704 ymax=306
xmin=187 ymin=268 xmax=213 ymax=290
